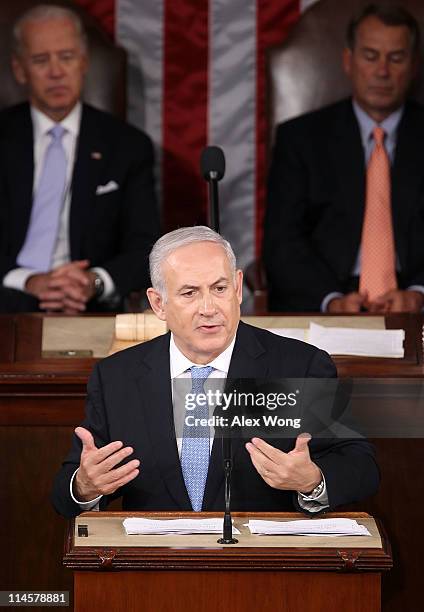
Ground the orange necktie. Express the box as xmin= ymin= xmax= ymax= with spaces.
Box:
xmin=359 ymin=126 xmax=397 ymax=301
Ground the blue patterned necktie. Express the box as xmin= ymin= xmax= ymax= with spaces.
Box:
xmin=17 ymin=124 xmax=67 ymax=272
xmin=181 ymin=365 xmax=214 ymax=511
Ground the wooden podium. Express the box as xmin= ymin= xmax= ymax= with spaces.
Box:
xmin=1 ymin=313 xmax=420 ymax=610
xmin=64 ymin=511 xmax=392 ymax=612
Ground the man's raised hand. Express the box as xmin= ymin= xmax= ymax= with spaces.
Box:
xmin=73 ymin=426 xmax=140 ymax=502
xmin=245 ymin=434 xmax=322 ymax=493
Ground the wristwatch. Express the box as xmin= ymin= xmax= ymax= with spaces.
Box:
xmin=302 ymin=477 xmax=325 ymax=500
xmin=93 ymin=273 xmax=105 ymax=298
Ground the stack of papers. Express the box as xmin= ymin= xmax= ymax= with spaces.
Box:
xmin=123 ymin=517 xmax=241 ymax=535
xmin=308 ymin=323 xmax=405 ymax=358
xmin=268 ymin=324 xmax=405 ymax=358
xmin=247 ymin=518 xmax=371 ymax=536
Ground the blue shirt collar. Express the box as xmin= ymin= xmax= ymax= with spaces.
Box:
xmin=352 ymin=99 xmax=404 ymax=147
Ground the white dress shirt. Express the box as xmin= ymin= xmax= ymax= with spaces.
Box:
xmin=71 ymin=331 xmax=328 ymax=512
xmin=2 ymin=103 xmax=115 ymax=299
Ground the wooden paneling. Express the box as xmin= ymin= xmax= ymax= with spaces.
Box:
xmin=0 ymin=426 xmax=74 ymax=607
xmin=74 ymin=570 xmax=381 ymax=612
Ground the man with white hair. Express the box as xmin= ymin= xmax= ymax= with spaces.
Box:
xmin=52 ymin=226 xmax=379 ymax=517
xmin=0 ymin=4 xmax=159 ymax=312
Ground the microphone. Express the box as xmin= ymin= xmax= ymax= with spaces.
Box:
xmin=200 ymin=146 xmax=225 ymax=181
xmin=215 ymin=392 xmax=238 ymax=545
xmin=200 ymin=146 xmax=225 ymax=232
xmin=217 ymin=435 xmax=238 ymax=545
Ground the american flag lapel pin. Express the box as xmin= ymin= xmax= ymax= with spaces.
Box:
xmin=91 ymin=151 xmax=102 ymax=160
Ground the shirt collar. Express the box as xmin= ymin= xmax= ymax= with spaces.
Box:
xmin=352 ymin=99 xmax=404 ymax=146
xmin=31 ymin=101 xmax=82 ymax=140
xmin=170 ymin=331 xmax=237 ymax=378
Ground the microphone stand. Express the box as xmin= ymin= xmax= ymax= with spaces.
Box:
xmin=207 ymin=171 xmax=220 ymax=233
xmin=217 ymin=437 xmax=238 ymax=544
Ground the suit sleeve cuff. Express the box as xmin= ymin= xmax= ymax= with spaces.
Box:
xmin=70 ymin=468 xmax=102 ymax=510
xmin=3 ymin=268 xmax=36 ymax=292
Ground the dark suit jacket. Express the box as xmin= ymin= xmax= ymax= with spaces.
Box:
xmin=264 ymin=98 xmax=424 ymax=311
xmin=51 ymin=321 xmax=379 ymax=518
xmin=0 ymin=102 xmax=160 ymax=300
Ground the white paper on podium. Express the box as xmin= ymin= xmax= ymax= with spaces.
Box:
xmin=308 ymin=323 xmax=405 ymax=357
xmin=123 ymin=517 xmax=241 ymax=535
xmin=247 ymin=518 xmax=371 ymax=536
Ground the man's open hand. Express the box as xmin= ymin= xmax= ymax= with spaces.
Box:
xmin=73 ymin=426 xmax=140 ymax=502
xmin=245 ymin=434 xmax=322 ymax=493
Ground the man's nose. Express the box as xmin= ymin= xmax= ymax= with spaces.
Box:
xmin=48 ymin=57 xmax=65 ymax=78
xmin=375 ymin=57 xmax=390 ymax=77
xmin=198 ymin=293 xmax=217 ymax=315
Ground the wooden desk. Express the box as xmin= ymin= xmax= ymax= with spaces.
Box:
xmin=0 ymin=313 xmax=422 ymax=611
xmin=65 ymin=511 xmax=391 ymax=612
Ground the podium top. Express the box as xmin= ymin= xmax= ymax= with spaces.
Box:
xmin=64 ymin=511 xmax=392 ymax=572
xmin=1 ymin=313 xmax=422 ymax=380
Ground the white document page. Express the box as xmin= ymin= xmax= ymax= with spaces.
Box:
xmin=308 ymin=323 xmax=405 ymax=357
xmin=123 ymin=517 xmax=241 ymax=535
xmin=247 ymin=518 xmax=371 ymax=536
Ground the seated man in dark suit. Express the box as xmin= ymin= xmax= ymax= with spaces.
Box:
xmin=0 ymin=4 xmax=159 ymax=313
xmin=51 ymin=226 xmax=379 ymax=518
xmin=264 ymin=3 xmax=424 ymax=313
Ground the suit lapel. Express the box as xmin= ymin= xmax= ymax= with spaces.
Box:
xmin=391 ymin=103 xmax=423 ymax=268
xmin=327 ymin=101 xmax=366 ymax=277
xmin=7 ymin=104 xmax=34 ymax=253
xmin=133 ymin=333 xmax=192 ymax=509
xmin=203 ymin=322 xmax=270 ymax=509
xmin=69 ymin=104 xmax=106 ymax=259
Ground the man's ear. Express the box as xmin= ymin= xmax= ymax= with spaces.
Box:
xmin=146 ymin=287 xmax=167 ymax=321
xmin=235 ymin=269 xmax=243 ymax=304
xmin=12 ymin=55 xmax=27 ymax=85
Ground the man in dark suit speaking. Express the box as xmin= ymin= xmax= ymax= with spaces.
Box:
xmin=0 ymin=4 xmax=159 ymax=312
xmin=264 ymin=3 xmax=424 ymax=313
xmin=52 ymin=226 xmax=379 ymax=518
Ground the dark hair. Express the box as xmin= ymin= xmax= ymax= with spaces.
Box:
xmin=346 ymin=2 xmax=421 ymax=54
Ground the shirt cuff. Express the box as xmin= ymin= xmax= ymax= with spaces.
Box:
xmin=297 ymin=472 xmax=329 ymax=513
xmin=3 ymin=268 xmax=37 ymax=292
xmin=406 ymin=286 xmax=424 ymax=312
xmin=70 ymin=468 xmax=102 ymax=511
xmin=90 ymin=267 xmax=116 ymax=301
xmin=407 ymin=285 xmax=424 ymax=295
xmin=321 ymin=292 xmax=344 ymax=313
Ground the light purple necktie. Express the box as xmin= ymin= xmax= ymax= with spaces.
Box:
xmin=181 ymin=365 xmax=214 ymax=511
xmin=17 ymin=124 xmax=67 ymax=272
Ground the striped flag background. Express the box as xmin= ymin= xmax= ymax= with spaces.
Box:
xmin=75 ymin=0 xmax=319 ymax=277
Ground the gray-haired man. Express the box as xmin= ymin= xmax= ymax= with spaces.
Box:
xmin=52 ymin=226 xmax=379 ymax=517
xmin=0 ymin=4 xmax=158 ymax=312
